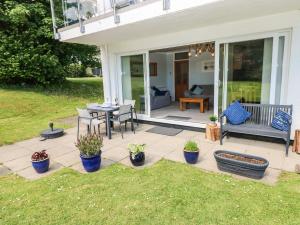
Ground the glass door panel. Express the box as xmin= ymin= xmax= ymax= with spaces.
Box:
xmin=121 ymin=54 xmax=146 ymax=114
xmin=218 ymin=44 xmax=225 ymax=115
xmin=275 ymin=36 xmax=285 ymax=104
xmin=219 ymin=38 xmax=273 ymax=110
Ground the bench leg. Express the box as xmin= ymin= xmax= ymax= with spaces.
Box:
xmin=285 ymin=138 xmax=290 ymax=156
xmin=220 ymin=130 xmax=223 ymax=145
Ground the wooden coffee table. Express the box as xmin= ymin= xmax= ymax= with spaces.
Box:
xmin=179 ymin=97 xmax=209 ymax=113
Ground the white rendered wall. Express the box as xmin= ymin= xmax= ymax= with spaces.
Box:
xmin=102 ymin=11 xmax=300 ymax=134
xmin=149 ymin=53 xmax=167 ymax=88
xmin=189 ymin=52 xmax=215 ymax=87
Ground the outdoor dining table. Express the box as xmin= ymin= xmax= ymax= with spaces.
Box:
xmin=87 ymin=104 xmax=119 ymax=139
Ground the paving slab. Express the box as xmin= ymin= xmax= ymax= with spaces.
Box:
xmin=176 ymin=130 xmax=200 ymax=140
xmin=102 ymin=147 xmax=129 ymax=162
xmin=148 ymin=136 xmax=186 ymax=157
xmin=163 ymin=149 xmax=186 ymax=163
xmin=54 ymin=151 xmax=81 ymax=167
xmin=46 ymin=144 xmax=77 ymax=159
xmin=0 ymin=165 xmax=11 ymax=176
xmin=4 ymin=155 xmax=31 ymax=172
xmin=17 ymin=162 xmax=63 ymax=180
xmin=0 ymin=146 xmax=31 ymax=163
xmin=282 ymin=157 xmax=300 ymax=172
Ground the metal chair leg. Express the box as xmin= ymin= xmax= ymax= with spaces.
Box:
xmin=134 ymin=108 xmax=138 ymax=126
xmin=119 ymin=123 xmax=123 ymax=139
xmin=131 ymin=115 xmax=135 ymax=134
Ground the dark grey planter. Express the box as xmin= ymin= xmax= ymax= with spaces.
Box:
xmin=214 ymin=150 xmax=269 ymax=179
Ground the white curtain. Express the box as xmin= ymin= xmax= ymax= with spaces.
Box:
xmin=121 ymin=56 xmax=132 ymax=101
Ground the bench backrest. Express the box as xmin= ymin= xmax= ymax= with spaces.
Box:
xmin=241 ymin=104 xmax=293 ymax=126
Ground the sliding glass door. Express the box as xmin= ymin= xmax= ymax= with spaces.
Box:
xmin=218 ymin=33 xmax=288 ymax=112
xmin=121 ymin=54 xmax=148 ymax=115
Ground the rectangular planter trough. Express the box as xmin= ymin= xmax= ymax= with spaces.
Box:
xmin=214 ymin=150 xmax=269 ymax=179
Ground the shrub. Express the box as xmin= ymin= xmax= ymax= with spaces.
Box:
xmin=209 ymin=115 xmax=218 ymax=122
xmin=31 ymin=150 xmax=48 ymax=161
xmin=184 ymin=141 xmax=199 ymax=152
xmin=75 ymin=134 xmax=103 ymax=157
xmin=128 ymin=144 xmax=145 ymax=159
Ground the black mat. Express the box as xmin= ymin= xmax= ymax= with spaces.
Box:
xmin=146 ymin=126 xmax=183 ymax=136
xmin=164 ymin=115 xmax=191 ymax=121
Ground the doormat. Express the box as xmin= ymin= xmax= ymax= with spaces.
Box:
xmin=146 ymin=126 xmax=183 ymax=136
xmin=164 ymin=115 xmax=191 ymax=121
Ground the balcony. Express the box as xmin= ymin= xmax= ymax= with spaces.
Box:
xmin=50 ymin=0 xmax=300 ymax=44
xmin=50 ymin=0 xmax=167 ymax=39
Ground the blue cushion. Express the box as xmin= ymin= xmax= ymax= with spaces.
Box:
xmin=271 ymin=110 xmax=292 ymax=132
xmin=224 ymin=101 xmax=251 ymax=125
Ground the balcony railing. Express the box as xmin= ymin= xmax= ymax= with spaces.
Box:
xmin=50 ymin=0 xmax=170 ymax=39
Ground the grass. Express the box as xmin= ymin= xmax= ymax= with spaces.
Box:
xmin=227 ymin=81 xmax=262 ymax=104
xmin=0 ymin=160 xmax=300 ymax=225
xmin=0 ymin=77 xmax=103 ymax=145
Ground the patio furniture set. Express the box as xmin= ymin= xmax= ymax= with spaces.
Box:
xmin=76 ymin=100 xmax=138 ymax=140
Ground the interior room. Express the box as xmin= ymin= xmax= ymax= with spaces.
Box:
xmin=149 ymin=43 xmax=215 ymax=123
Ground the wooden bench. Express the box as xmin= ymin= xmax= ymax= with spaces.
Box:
xmin=220 ymin=104 xmax=293 ymax=156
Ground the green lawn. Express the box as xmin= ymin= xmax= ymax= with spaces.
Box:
xmin=0 ymin=77 xmax=103 ymax=145
xmin=0 ymin=160 xmax=300 ymax=225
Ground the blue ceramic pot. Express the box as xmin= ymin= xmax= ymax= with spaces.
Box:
xmin=32 ymin=158 xmax=50 ymax=173
xmin=80 ymin=153 xmax=101 ymax=172
xmin=184 ymin=151 xmax=199 ymax=164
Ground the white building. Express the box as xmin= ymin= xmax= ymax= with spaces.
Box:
xmin=50 ymin=0 xmax=300 ymax=133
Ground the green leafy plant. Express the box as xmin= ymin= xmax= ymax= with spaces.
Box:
xmin=128 ymin=144 xmax=145 ymax=159
xmin=184 ymin=141 xmax=199 ymax=152
xmin=209 ymin=115 xmax=218 ymax=123
xmin=75 ymin=134 xmax=103 ymax=157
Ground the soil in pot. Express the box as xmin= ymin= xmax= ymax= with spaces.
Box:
xmin=219 ymin=153 xmax=265 ymax=165
xmin=130 ymin=152 xmax=145 ymax=166
xmin=80 ymin=154 xmax=101 ymax=172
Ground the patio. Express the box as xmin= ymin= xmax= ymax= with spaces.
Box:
xmin=0 ymin=123 xmax=299 ymax=185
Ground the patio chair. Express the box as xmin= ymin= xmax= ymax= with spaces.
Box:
xmin=77 ymin=108 xmax=105 ymax=139
xmin=86 ymin=103 xmax=105 ymax=119
xmin=111 ymin=104 xmax=135 ymax=138
xmin=113 ymin=99 xmax=138 ymax=126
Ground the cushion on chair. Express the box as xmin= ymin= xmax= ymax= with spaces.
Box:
xmin=224 ymin=101 xmax=251 ymax=125
xmin=151 ymin=86 xmax=168 ymax=96
xmin=271 ymin=110 xmax=292 ymax=132
xmin=192 ymin=86 xmax=203 ymax=95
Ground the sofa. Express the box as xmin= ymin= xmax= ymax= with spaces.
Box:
xmin=150 ymin=86 xmax=172 ymax=110
xmin=184 ymin=84 xmax=214 ymax=105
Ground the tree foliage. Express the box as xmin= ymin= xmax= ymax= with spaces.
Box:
xmin=0 ymin=0 xmax=100 ymax=85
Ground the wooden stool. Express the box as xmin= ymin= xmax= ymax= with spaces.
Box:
xmin=292 ymin=129 xmax=300 ymax=154
xmin=205 ymin=124 xmax=220 ymax=142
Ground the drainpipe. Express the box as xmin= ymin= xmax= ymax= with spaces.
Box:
xmin=49 ymin=0 xmax=60 ymax=39
xmin=163 ymin=0 xmax=170 ymax=10
xmin=112 ymin=0 xmax=120 ymax=24
xmin=77 ymin=0 xmax=85 ymax=33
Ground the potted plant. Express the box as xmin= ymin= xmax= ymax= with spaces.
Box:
xmin=75 ymin=134 xmax=103 ymax=172
xmin=31 ymin=150 xmax=50 ymax=173
xmin=209 ymin=114 xmax=218 ymax=126
xmin=183 ymin=141 xmax=199 ymax=164
xmin=128 ymin=144 xmax=145 ymax=166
